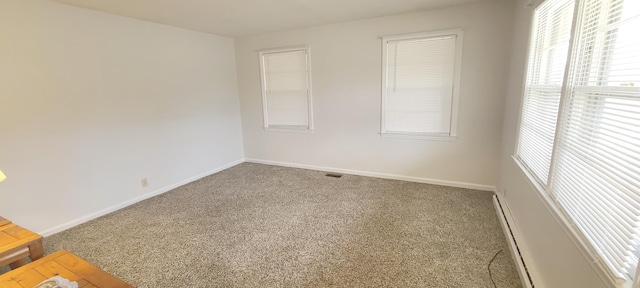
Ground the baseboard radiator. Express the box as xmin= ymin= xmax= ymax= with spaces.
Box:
xmin=493 ymin=195 xmax=535 ymax=288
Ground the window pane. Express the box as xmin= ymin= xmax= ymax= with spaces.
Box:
xmin=516 ymin=0 xmax=574 ymax=185
xmin=552 ymin=0 xmax=640 ymax=280
xmin=382 ymin=33 xmax=460 ymax=135
xmin=260 ymin=49 xmax=311 ymax=128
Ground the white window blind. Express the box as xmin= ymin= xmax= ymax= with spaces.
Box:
xmin=517 ymin=0 xmax=640 ymax=285
xmin=381 ymin=30 xmax=462 ymax=139
xmin=259 ymin=47 xmax=312 ymax=130
xmin=516 ymin=0 xmax=574 ymax=186
xmin=551 ymin=0 xmax=640 ymax=282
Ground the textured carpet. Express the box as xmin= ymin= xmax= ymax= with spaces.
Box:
xmin=41 ymin=163 xmax=521 ymax=287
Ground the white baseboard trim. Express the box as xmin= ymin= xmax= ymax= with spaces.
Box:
xmin=39 ymin=157 xmax=493 ymax=236
xmin=38 ymin=158 xmax=244 ymax=237
xmin=493 ymin=192 xmax=535 ymax=288
xmin=244 ymin=158 xmax=495 ymax=191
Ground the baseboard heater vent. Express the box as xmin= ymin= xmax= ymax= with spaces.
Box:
xmin=325 ymin=173 xmax=343 ymax=178
xmin=493 ymin=195 xmax=535 ymax=288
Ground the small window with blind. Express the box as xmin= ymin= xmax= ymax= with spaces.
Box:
xmin=516 ymin=0 xmax=640 ymax=285
xmin=380 ymin=30 xmax=463 ymax=140
xmin=259 ymin=46 xmax=313 ymax=132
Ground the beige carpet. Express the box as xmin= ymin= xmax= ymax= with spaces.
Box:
xmin=42 ymin=163 xmax=521 ymax=287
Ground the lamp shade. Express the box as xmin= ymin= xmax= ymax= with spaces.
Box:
xmin=0 ymin=170 xmax=6 ymax=182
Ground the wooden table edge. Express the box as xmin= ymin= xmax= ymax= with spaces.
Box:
xmin=0 ymin=234 xmax=43 ymax=252
xmin=0 ymin=216 xmax=10 ymax=227
xmin=0 ymin=250 xmax=133 ymax=288
xmin=0 ymin=250 xmax=68 ymax=280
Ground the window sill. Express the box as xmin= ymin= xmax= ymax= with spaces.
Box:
xmin=379 ymin=132 xmax=457 ymax=141
xmin=510 ymin=155 xmax=624 ymax=288
xmin=264 ymin=126 xmax=314 ymax=134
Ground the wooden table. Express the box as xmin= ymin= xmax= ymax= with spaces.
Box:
xmin=0 ymin=250 xmax=133 ymax=288
xmin=0 ymin=217 xmax=10 ymax=227
xmin=0 ymin=223 xmax=44 ymax=269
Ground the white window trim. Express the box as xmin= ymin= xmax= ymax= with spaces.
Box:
xmin=378 ymin=132 xmax=457 ymax=141
xmin=379 ymin=29 xmax=463 ymax=141
xmin=263 ymin=126 xmax=314 ymax=134
xmin=259 ymin=45 xmax=314 ymax=133
xmin=512 ymin=1 xmax=632 ymax=287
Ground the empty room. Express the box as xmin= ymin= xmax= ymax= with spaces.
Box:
xmin=1 ymin=0 xmax=638 ymax=287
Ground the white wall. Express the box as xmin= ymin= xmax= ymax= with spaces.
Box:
xmin=0 ymin=0 xmax=244 ymax=235
xmin=235 ymin=0 xmax=514 ymax=189
xmin=496 ymin=1 xmax=608 ymax=287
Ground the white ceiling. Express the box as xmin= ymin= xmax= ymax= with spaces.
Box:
xmin=48 ymin=0 xmax=486 ymax=37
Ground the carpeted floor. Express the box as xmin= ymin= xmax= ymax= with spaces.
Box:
xmin=42 ymin=163 xmax=521 ymax=287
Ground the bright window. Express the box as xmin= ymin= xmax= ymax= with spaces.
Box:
xmin=259 ymin=46 xmax=313 ymax=131
xmin=517 ymin=0 xmax=574 ymax=185
xmin=516 ymin=0 xmax=640 ymax=285
xmin=380 ymin=30 xmax=463 ymax=140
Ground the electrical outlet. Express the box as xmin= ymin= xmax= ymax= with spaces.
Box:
xmin=141 ymin=178 xmax=149 ymax=188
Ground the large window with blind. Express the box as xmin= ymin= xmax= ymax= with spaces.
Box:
xmin=380 ymin=30 xmax=463 ymax=140
xmin=259 ymin=46 xmax=313 ymax=132
xmin=516 ymin=0 xmax=640 ymax=285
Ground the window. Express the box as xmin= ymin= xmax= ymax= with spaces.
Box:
xmin=380 ymin=30 xmax=463 ymax=140
xmin=259 ymin=46 xmax=313 ymax=132
xmin=517 ymin=0 xmax=574 ymax=185
xmin=516 ymin=0 xmax=640 ymax=285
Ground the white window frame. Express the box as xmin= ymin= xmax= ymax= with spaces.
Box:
xmin=514 ymin=0 xmax=640 ymax=287
xmin=259 ymin=46 xmax=314 ymax=133
xmin=380 ymin=29 xmax=463 ymax=141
